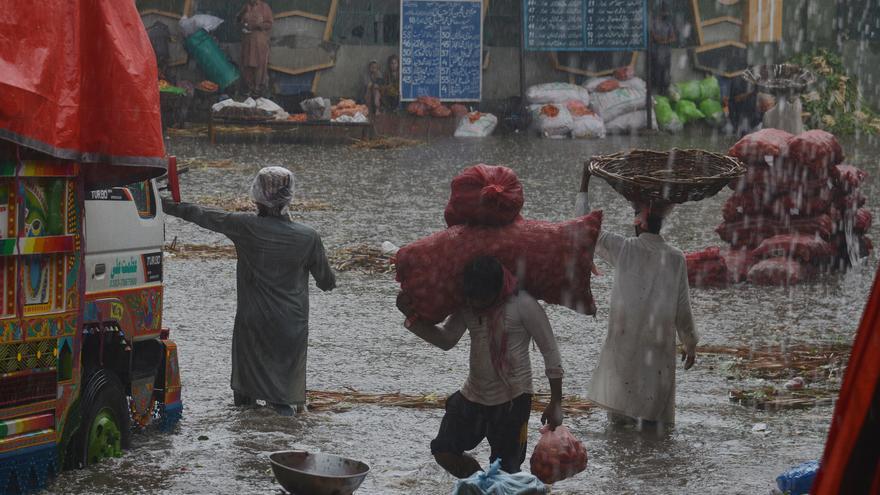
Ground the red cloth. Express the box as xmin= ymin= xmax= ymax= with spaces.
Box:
xmin=727 ymin=128 xmax=794 ymax=164
xmin=395 ymin=213 xmax=603 ymax=323
xmin=444 ymin=164 xmax=525 ymax=227
xmin=0 ymin=0 xmax=166 ymax=187
xmin=812 ymin=267 xmax=880 ymax=494
xmin=788 ymin=129 xmax=845 ymax=174
xmin=752 ymin=234 xmax=834 ymax=264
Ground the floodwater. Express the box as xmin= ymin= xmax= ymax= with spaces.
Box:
xmin=44 ymin=130 xmax=879 ymax=494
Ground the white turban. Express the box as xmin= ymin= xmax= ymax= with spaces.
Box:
xmin=250 ymin=166 xmax=295 ymax=213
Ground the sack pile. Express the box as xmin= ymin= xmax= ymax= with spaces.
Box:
xmin=584 ymin=73 xmax=650 ymax=134
xmin=687 ymin=128 xmax=871 ymax=287
xmin=395 ymin=165 xmax=602 ymax=323
xmin=526 ymin=82 xmax=604 ymax=139
xmin=407 ymin=95 xmax=454 ymax=118
xmin=331 ymin=98 xmax=369 ymax=121
xmin=656 ymin=76 xmax=724 ymax=133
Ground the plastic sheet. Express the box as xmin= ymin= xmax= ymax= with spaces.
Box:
xmin=452 ymin=459 xmax=548 ymax=495
xmin=0 ymin=0 xmax=166 ymax=186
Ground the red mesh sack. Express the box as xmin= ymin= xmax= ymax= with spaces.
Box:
xmin=451 ymin=103 xmax=469 ymax=118
xmin=417 ymin=95 xmax=442 ymax=109
xmin=685 ymin=247 xmax=729 ymax=287
xmin=752 ymin=234 xmax=834 ymax=264
xmin=855 ymin=208 xmax=873 ymax=233
xmin=407 ymin=101 xmax=429 ymax=116
xmin=834 ymin=191 xmax=867 ymax=212
xmin=716 ymin=214 xmax=834 ymax=248
xmin=767 ymin=194 xmax=831 ymax=219
xmin=431 ymin=105 xmax=452 ymax=118
xmin=747 ymin=257 xmax=806 ymax=286
xmin=395 ymin=212 xmax=603 ymax=323
xmin=444 ymin=164 xmax=525 ymax=227
xmin=722 ymin=247 xmax=755 ymax=283
xmin=529 ymin=425 xmax=588 ymax=484
xmin=788 ymin=129 xmax=844 ymax=174
xmin=727 ymin=128 xmax=794 ymax=165
xmin=722 ymin=192 xmax=765 ymax=222
xmin=830 ymin=164 xmax=867 ymax=192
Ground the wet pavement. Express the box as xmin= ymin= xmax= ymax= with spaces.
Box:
xmin=44 ymin=130 xmax=878 ymax=494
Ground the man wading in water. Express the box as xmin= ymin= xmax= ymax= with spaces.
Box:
xmin=163 ymin=167 xmax=335 ymax=416
xmin=396 ymin=256 xmax=564 ymax=477
xmin=576 ymin=173 xmax=698 ymax=431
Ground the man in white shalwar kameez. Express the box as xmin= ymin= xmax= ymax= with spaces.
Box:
xmin=575 ymin=174 xmax=698 ymax=427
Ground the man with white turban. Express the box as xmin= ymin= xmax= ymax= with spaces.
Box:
xmin=163 ymin=166 xmax=336 ymax=415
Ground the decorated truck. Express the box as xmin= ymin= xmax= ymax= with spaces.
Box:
xmin=0 ymin=1 xmax=182 ymax=493
xmin=0 ymin=158 xmax=182 ymax=493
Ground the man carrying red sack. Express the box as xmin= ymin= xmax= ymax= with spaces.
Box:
xmin=396 ymin=256 xmax=565 ymax=478
xmin=575 ymin=173 xmax=699 ymax=430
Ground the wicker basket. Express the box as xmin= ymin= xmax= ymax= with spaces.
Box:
xmin=743 ymin=64 xmax=815 ymax=96
xmin=588 ymin=149 xmax=746 ymax=205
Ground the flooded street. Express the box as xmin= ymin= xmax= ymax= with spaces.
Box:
xmin=44 ymin=131 xmax=878 ymax=494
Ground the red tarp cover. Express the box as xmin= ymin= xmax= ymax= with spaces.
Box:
xmin=0 ymin=0 xmax=166 ymax=186
xmin=812 ymin=267 xmax=880 ymax=493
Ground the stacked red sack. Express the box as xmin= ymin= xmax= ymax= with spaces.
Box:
xmin=406 ymin=96 xmax=454 ymax=118
xmin=395 ymin=164 xmax=602 ymax=323
xmin=695 ymin=128 xmax=872 ymax=286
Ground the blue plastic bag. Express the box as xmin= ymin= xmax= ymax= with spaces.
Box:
xmin=451 ymin=459 xmax=548 ymax=495
xmin=776 ymin=460 xmax=819 ymax=495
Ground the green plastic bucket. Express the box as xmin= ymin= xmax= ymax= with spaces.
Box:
xmin=184 ymin=29 xmax=239 ymax=89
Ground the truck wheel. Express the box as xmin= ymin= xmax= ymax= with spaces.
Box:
xmin=76 ymin=369 xmax=130 ymax=467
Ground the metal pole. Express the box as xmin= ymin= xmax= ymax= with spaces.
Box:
xmin=645 ymin=0 xmax=653 ymax=130
xmin=519 ymin=0 xmax=527 ymax=101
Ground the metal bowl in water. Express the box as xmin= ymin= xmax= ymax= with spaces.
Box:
xmin=269 ymin=450 xmax=370 ymax=495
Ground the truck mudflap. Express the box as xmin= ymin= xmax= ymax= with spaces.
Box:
xmin=157 ymin=339 xmax=181 ymax=431
xmin=0 ymin=443 xmax=58 ymax=495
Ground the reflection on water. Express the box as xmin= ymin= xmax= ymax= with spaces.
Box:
xmin=43 ymin=132 xmax=878 ymax=494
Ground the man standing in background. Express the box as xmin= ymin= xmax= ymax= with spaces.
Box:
xmin=650 ymin=2 xmax=676 ymax=95
xmin=237 ymin=0 xmax=273 ymax=97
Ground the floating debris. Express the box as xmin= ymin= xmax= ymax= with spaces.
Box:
xmin=329 ymin=244 xmax=395 ymax=274
xmin=306 ymin=389 xmax=596 ymax=415
xmin=351 ymin=136 xmax=422 ymax=150
xmin=729 ymin=386 xmax=836 ymax=411
xmin=164 ymin=243 xmax=236 ymax=260
xmin=166 ymin=125 xmax=276 ymax=138
xmin=699 ymin=343 xmax=849 ymax=381
xmin=193 ymin=196 xmax=333 ymax=212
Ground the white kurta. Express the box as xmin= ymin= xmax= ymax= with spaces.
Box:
xmin=576 ymin=193 xmax=698 ymax=423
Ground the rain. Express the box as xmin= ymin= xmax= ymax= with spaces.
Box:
xmin=1 ymin=0 xmax=878 ymax=494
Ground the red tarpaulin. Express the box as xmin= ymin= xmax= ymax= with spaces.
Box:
xmin=0 ymin=0 xmax=166 ymax=186
xmin=812 ymin=267 xmax=880 ymax=494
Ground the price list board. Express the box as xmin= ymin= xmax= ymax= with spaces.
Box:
xmin=524 ymin=0 xmax=647 ymax=51
xmin=400 ymin=0 xmax=482 ymax=102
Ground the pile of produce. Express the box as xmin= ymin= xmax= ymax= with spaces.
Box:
xmin=331 ymin=98 xmax=369 ymax=121
xmin=395 ymin=164 xmax=602 ymax=323
xmin=197 ymin=80 xmax=218 ymax=93
xmin=789 ymin=48 xmax=880 ymax=135
xmin=527 ymin=82 xmax=605 ymax=138
xmin=329 ymin=244 xmax=394 ymax=274
xmin=686 ymin=128 xmax=872 ymax=287
xmin=584 ymin=71 xmax=649 ymax=134
xmin=656 ymin=76 xmax=724 ymax=132
xmin=406 ymin=96 xmax=458 ymax=118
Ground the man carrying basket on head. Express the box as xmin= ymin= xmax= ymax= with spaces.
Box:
xmin=575 ymin=171 xmax=698 ymax=430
